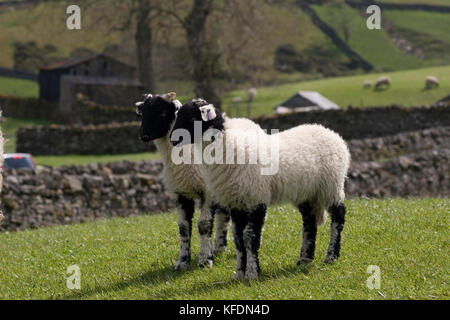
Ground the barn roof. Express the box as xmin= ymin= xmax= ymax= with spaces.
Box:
xmin=41 ymin=54 xmax=102 ymax=70
xmin=274 ymin=91 xmax=340 ymax=114
xmin=40 ymin=53 xmax=133 ymax=71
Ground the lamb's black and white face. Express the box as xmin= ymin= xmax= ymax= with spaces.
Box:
xmin=136 ymin=93 xmax=179 ymax=142
xmin=170 ymin=99 xmax=224 ymax=146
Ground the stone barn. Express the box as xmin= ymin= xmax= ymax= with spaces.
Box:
xmin=38 ymin=54 xmax=136 ymax=102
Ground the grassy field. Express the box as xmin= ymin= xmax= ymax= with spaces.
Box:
xmin=0 ymin=76 xmax=38 ymax=97
xmin=313 ymin=4 xmax=425 ymax=71
xmin=377 ymin=0 xmax=450 ymax=5
xmin=0 ymin=198 xmax=448 ymax=299
xmin=385 ymin=10 xmax=450 ymax=65
xmin=223 ymin=65 xmax=450 ymax=117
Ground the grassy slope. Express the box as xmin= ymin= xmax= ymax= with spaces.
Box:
xmin=313 ymin=4 xmax=425 ymax=71
xmin=0 ymin=2 xmax=122 ymax=69
xmin=384 ymin=10 xmax=450 ymax=65
xmin=0 ymin=76 xmax=38 ymax=97
xmin=224 ymin=65 xmax=450 ymax=117
xmin=377 ymin=0 xmax=450 ymax=5
xmin=385 ymin=11 xmax=450 ymax=43
xmin=0 ymin=198 xmax=448 ymax=300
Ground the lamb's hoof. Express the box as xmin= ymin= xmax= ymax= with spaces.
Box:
xmin=234 ymin=270 xmax=245 ymax=280
xmin=297 ymin=257 xmax=313 ymax=266
xmin=198 ymin=257 xmax=214 ymax=268
xmin=323 ymin=256 xmax=338 ymax=264
xmin=244 ymin=270 xmax=260 ymax=280
xmin=174 ymin=260 xmax=190 ymax=271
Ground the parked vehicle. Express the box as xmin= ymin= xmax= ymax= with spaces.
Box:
xmin=3 ymin=153 xmax=37 ymax=170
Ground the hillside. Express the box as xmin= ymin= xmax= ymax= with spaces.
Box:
xmin=224 ymin=65 xmax=450 ymax=117
xmin=0 ymin=0 xmax=449 ymax=90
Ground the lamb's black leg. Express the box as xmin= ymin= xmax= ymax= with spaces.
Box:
xmin=212 ymin=204 xmax=231 ymax=254
xmin=175 ymin=194 xmax=195 ymax=271
xmin=297 ymin=202 xmax=317 ymax=265
xmin=198 ymin=199 xmax=215 ymax=268
xmin=324 ymin=203 xmax=346 ymax=263
xmin=231 ymin=209 xmax=248 ymax=280
xmin=243 ymin=204 xmax=267 ymax=279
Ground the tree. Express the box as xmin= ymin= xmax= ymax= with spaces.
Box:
xmin=157 ymin=0 xmax=222 ymax=107
xmin=184 ymin=0 xmax=221 ymax=107
xmin=134 ymin=0 xmax=154 ymax=91
xmin=75 ymin=0 xmax=156 ymax=91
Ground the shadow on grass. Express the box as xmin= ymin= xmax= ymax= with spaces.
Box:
xmin=58 ymin=254 xmax=321 ymax=299
xmin=58 ymin=254 xmax=203 ymax=300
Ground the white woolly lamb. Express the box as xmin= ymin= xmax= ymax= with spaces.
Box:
xmin=171 ymin=103 xmax=351 ymax=280
xmin=136 ymin=93 xmax=230 ymax=270
xmin=425 ymin=76 xmax=439 ymax=89
xmin=374 ymin=76 xmax=391 ymax=90
xmin=363 ymin=80 xmax=372 ymax=89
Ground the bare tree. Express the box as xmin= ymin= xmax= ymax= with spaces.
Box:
xmin=134 ymin=0 xmax=154 ymax=91
xmin=185 ymin=0 xmax=221 ymax=107
xmin=156 ymin=0 xmax=222 ymax=107
xmin=73 ymin=0 xmax=156 ymax=91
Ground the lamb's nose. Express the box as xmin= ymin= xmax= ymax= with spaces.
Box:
xmin=141 ymin=135 xmax=150 ymax=142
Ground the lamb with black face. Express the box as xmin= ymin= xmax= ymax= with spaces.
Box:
xmin=170 ymin=100 xmax=224 ymax=147
xmin=134 ymin=93 xmax=232 ymax=271
xmin=136 ymin=93 xmax=178 ymax=142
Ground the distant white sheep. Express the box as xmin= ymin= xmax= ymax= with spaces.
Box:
xmin=363 ymin=80 xmax=372 ymax=89
xmin=374 ymin=76 xmax=391 ymax=90
xmin=248 ymin=88 xmax=257 ymax=102
xmin=171 ymin=103 xmax=351 ymax=280
xmin=425 ymin=76 xmax=439 ymax=89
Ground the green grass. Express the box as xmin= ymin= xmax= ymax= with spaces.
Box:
xmin=377 ymin=0 xmax=450 ymax=5
xmin=386 ymin=11 xmax=450 ymax=44
xmin=34 ymin=152 xmax=161 ymax=167
xmin=313 ymin=4 xmax=426 ymax=71
xmin=224 ymin=65 xmax=450 ymax=117
xmin=384 ymin=10 xmax=450 ymax=64
xmin=0 ymin=198 xmax=448 ymax=299
xmin=0 ymin=76 xmax=38 ymax=97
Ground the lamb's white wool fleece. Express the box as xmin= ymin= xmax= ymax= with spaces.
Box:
xmin=203 ymin=119 xmax=350 ymax=225
xmin=425 ymin=76 xmax=439 ymax=89
xmin=154 ymin=135 xmax=205 ymax=199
